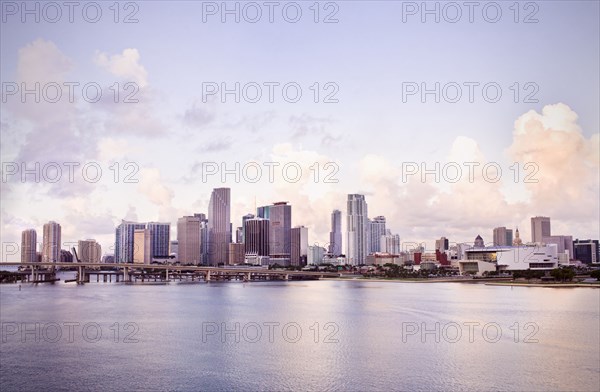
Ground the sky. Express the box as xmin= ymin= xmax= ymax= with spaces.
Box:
xmin=1 ymin=0 xmax=599 ymax=260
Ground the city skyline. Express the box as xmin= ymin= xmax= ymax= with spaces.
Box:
xmin=5 ymin=189 xmax=599 ymax=264
xmin=1 ymin=4 xmax=598 ymax=265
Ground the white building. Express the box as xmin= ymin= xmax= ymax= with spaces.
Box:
xmin=346 ymin=194 xmax=368 ymax=265
xmin=459 ymin=244 xmax=559 ymax=276
xmin=42 ymin=221 xmax=61 ymax=263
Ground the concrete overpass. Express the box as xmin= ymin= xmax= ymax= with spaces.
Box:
xmin=0 ymin=262 xmax=340 ymax=284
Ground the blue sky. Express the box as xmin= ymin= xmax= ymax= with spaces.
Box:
xmin=1 ymin=1 xmax=599 ymax=258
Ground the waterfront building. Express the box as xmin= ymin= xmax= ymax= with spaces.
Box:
xmin=21 ymin=229 xmax=37 ymax=263
xmin=346 ymin=194 xmax=368 ymax=265
xmin=42 ymin=221 xmax=61 ymax=263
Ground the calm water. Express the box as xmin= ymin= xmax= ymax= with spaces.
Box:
xmin=1 ymin=276 xmax=599 ymax=391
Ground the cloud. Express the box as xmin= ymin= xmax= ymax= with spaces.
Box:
xmin=94 ymin=48 xmax=148 ymax=88
xmin=507 ymin=103 xmax=599 ymax=229
xmin=289 ymin=114 xmax=340 ymax=147
xmin=137 ymin=168 xmax=174 ymax=206
xmin=183 ymin=102 xmax=216 ymax=129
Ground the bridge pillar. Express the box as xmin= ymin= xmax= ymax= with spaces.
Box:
xmin=77 ymin=266 xmax=84 ymax=284
xmin=205 ymin=271 xmax=211 ymax=282
xmin=166 ymin=268 xmax=169 ymax=282
xmin=123 ymin=267 xmax=129 ymax=282
xmin=284 ymin=274 xmax=289 ymax=281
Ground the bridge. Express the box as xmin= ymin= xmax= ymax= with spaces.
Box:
xmin=0 ymin=262 xmax=340 ymax=284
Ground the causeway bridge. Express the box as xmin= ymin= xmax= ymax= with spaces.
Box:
xmin=0 ymin=262 xmax=341 ymax=284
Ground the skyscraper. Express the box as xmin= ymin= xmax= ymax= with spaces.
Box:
xmin=267 ymin=202 xmax=292 ymax=265
xmin=346 ymin=194 xmax=368 ymax=265
xmin=241 ymin=213 xmax=255 ymax=243
xmin=531 ymin=216 xmax=551 ymax=243
xmin=381 ymin=234 xmax=401 ymax=255
xmin=21 ymin=229 xmax=37 ymax=263
xmin=177 ymin=216 xmax=201 ymax=265
xmin=147 ymin=222 xmax=170 ymax=258
xmin=133 ymin=229 xmax=152 ymax=264
xmin=78 ymin=239 xmax=102 ymax=263
xmin=244 ymin=217 xmax=270 ymax=264
xmin=208 ymin=188 xmax=231 ymax=265
xmin=291 ymin=226 xmax=308 ymax=266
xmin=435 ymin=236 xmax=449 ymax=252
xmin=368 ymin=216 xmax=386 ymax=254
xmin=115 ymin=220 xmax=146 ymax=263
xmin=493 ymin=227 xmax=514 ymax=246
xmin=42 ymin=221 xmax=61 ymax=263
xmin=256 ymin=206 xmax=270 ymax=219
xmin=328 ymin=209 xmax=342 ymax=257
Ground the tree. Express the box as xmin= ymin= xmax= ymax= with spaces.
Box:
xmin=590 ymin=270 xmax=600 ymax=281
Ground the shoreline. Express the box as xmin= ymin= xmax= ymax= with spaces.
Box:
xmin=326 ymin=277 xmax=600 ymax=287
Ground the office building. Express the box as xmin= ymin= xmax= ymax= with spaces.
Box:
xmin=542 ymin=235 xmax=574 ymax=259
xmin=177 ymin=216 xmax=202 ymax=265
xmin=493 ymin=227 xmax=513 ymax=246
xmin=573 ymin=239 xmax=599 ymax=264
xmin=133 ymin=229 xmax=152 ymax=264
xmin=228 ymin=243 xmax=245 ymax=265
xmin=291 ymin=226 xmax=308 ymax=266
xmin=531 ymin=216 xmax=551 ymax=243
xmin=435 ymin=236 xmax=449 ymax=252
xmin=328 ymin=209 xmax=342 ymax=257
xmin=267 ymin=202 xmax=292 ymax=266
xmin=208 ymin=188 xmax=231 ymax=265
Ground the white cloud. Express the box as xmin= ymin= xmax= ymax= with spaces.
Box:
xmin=94 ymin=48 xmax=148 ymax=88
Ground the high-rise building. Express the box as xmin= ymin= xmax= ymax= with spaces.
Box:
xmin=435 ymin=236 xmax=449 ymax=252
xmin=244 ymin=218 xmax=270 ymax=260
xmin=177 ymin=216 xmax=202 ymax=265
xmin=208 ymin=188 xmax=231 ymax=266
xmin=235 ymin=227 xmax=244 ymax=243
xmin=133 ymin=229 xmax=152 ymax=264
xmin=241 ymin=213 xmax=255 ymax=243
xmin=573 ymin=239 xmax=599 ymax=264
xmin=257 ymin=206 xmax=270 ymax=219
xmin=228 ymin=243 xmax=245 ymax=265
xmin=531 ymin=216 xmax=551 ymax=243
xmin=115 ymin=220 xmax=146 ymax=263
xmin=368 ymin=216 xmax=386 ymax=254
xmin=169 ymin=240 xmax=179 ymax=261
xmin=21 ymin=229 xmax=37 ymax=263
xmin=381 ymin=234 xmax=401 ymax=255
xmin=147 ymin=222 xmax=170 ymax=258
xmin=493 ymin=227 xmax=513 ymax=246
xmin=78 ymin=239 xmax=102 ymax=263
xmin=346 ymin=194 xmax=368 ymax=265
xmin=308 ymin=245 xmax=326 ymax=265
xmin=543 ymin=235 xmax=574 ymax=259
xmin=42 ymin=221 xmax=61 ymax=263
xmin=267 ymin=202 xmax=292 ymax=266
xmin=291 ymin=226 xmax=308 ymax=266
xmin=328 ymin=209 xmax=342 ymax=257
